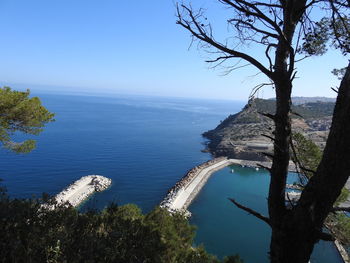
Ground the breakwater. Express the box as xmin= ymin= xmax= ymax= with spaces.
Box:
xmin=50 ymin=175 xmax=112 ymax=208
xmin=160 ymin=158 xmax=302 ymax=214
xmin=159 ymin=157 xmax=295 ymax=213
xmin=160 ymin=157 xmax=232 ymax=213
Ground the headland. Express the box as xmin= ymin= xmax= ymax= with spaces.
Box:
xmin=203 ymin=98 xmax=333 ymax=160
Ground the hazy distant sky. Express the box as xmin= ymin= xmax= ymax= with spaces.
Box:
xmin=0 ymin=0 xmax=348 ymax=100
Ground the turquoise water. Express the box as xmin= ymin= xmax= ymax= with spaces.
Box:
xmin=189 ymin=165 xmax=343 ymax=262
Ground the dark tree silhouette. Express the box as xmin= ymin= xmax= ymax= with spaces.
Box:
xmin=176 ymin=1 xmax=350 ymax=262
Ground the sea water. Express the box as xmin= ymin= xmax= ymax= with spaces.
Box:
xmin=0 ymin=92 xmax=241 ymax=212
xmin=0 ymin=92 xmax=342 ymax=262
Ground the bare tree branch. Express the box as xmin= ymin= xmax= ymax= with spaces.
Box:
xmin=262 ymin=152 xmax=274 ymax=159
xmin=228 ymin=19 xmax=279 ymax=39
xmin=220 ymin=0 xmax=285 ymax=38
xmin=249 ymin=82 xmax=274 ymax=99
xmin=331 ymin=87 xmax=339 ymax=93
xmin=205 ymin=55 xmax=235 ymax=63
xmin=266 ymin=44 xmax=277 ymax=71
xmin=261 ymin=133 xmax=275 ymax=141
xmin=257 ymin=163 xmax=272 ymax=171
xmin=318 ymin=231 xmax=336 ymax=241
xmin=176 ymin=4 xmax=275 ymax=80
xmin=229 ymin=198 xmax=271 ymax=226
xmin=258 ymin=112 xmax=276 ymax=121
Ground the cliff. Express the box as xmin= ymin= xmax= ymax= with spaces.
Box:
xmin=203 ymin=98 xmax=334 ymax=161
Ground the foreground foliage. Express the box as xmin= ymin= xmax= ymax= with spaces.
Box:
xmin=292 ymin=132 xmax=349 ymax=204
xmin=0 ymin=87 xmax=54 ymax=153
xmin=0 ymin=187 xmax=244 ymax=263
xmin=291 ymin=132 xmax=323 ymax=181
xmin=330 ymin=214 xmax=350 ymax=245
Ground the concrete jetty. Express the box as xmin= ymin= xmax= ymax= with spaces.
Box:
xmin=160 ymin=157 xmax=288 ymax=213
xmin=48 ymin=175 xmax=112 ymax=208
xmin=171 ymin=158 xmax=232 ymax=211
xmin=160 ymin=157 xmax=233 ymax=213
xmin=335 ymin=240 xmax=350 ymax=263
xmin=160 ymin=158 xmax=305 ymax=214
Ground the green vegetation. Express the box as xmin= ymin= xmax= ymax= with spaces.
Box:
xmin=329 ymin=186 xmax=350 ymax=246
xmin=335 ymin=188 xmax=350 ymax=206
xmin=0 ymin=187 xmax=224 ymax=263
xmin=215 ymin=99 xmax=335 ymax=127
xmin=230 ymin=99 xmax=275 ymax=124
xmin=0 ymin=183 xmax=245 ymax=262
xmin=223 ymin=255 xmax=244 ymax=263
xmin=291 ymin=102 xmax=334 ymax=119
xmin=252 ymin=98 xmax=334 ymax=119
xmin=250 ymin=99 xmax=276 ymax=115
xmin=292 ymin=133 xmax=350 ymax=245
xmin=292 ymin=132 xmax=349 ymax=201
xmin=0 ymin=87 xmax=54 ymax=153
xmin=246 ymin=98 xmax=334 ymax=120
xmin=330 ymin=214 xmax=350 ymax=245
xmin=291 ymin=132 xmax=322 ymax=180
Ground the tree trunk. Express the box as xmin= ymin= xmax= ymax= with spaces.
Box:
xmin=270 ymin=220 xmax=316 ymax=263
xmin=270 ymin=63 xmax=350 ymax=263
xmin=268 ymin=3 xmax=297 ymax=261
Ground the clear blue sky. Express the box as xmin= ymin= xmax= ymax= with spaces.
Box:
xmin=0 ymin=0 xmax=348 ymax=100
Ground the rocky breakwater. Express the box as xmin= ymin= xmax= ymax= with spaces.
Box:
xmin=51 ymin=175 xmax=112 ymax=208
xmin=160 ymin=157 xmax=230 ymax=214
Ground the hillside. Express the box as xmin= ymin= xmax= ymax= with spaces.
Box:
xmin=291 ymin=97 xmax=336 ymax=105
xmin=203 ymin=98 xmax=334 ymax=161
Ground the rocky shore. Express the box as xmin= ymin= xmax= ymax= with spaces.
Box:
xmin=50 ymin=175 xmax=112 ymax=208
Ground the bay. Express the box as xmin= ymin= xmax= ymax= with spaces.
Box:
xmin=0 ymin=92 xmax=342 ymax=262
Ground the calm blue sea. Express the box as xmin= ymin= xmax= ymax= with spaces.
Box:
xmin=1 ymin=93 xmax=242 ymax=212
xmin=0 ymin=93 xmax=342 ymax=262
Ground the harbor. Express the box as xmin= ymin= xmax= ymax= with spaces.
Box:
xmin=161 ymin=158 xmax=349 ymax=262
xmin=160 ymin=158 xmax=298 ymax=213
